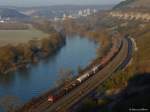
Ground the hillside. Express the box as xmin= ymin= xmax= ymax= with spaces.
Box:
xmin=113 ymin=0 xmax=150 ymax=10
xmin=0 ymin=8 xmax=29 ymax=20
xmin=73 ymin=0 xmax=150 ymax=112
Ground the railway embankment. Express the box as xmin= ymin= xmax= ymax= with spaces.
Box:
xmin=16 ymin=36 xmax=124 ymax=112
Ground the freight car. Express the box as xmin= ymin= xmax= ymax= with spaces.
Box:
xmin=48 ymin=37 xmax=122 ymax=103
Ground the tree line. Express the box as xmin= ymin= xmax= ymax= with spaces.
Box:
xmin=0 ymin=22 xmax=66 ymax=74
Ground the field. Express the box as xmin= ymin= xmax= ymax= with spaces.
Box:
xmin=0 ymin=27 xmax=49 ymax=46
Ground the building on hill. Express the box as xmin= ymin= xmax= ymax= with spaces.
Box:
xmin=109 ymin=11 xmax=150 ymax=22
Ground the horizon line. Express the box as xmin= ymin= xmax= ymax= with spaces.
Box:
xmin=0 ymin=4 xmax=116 ymax=7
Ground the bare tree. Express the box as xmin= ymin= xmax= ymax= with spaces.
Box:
xmin=56 ymin=68 xmax=74 ymax=86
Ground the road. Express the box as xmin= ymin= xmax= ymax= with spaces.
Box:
xmin=19 ymin=37 xmax=131 ymax=112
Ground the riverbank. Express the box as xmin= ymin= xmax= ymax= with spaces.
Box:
xmin=0 ymin=36 xmax=98 ymax=112
xmin=15 ymin=34 xmax=113 ymax=112
xmin=0 ymin=31 xmax=66 ymax=75
xmin=0 ymin=20 xmax=111 ymax=111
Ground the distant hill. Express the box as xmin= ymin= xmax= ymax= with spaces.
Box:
xmin=16 ymin=5 xmax=114 ymax=18
xmin=113 ymin=0 xmax=150 ymax=10
xmin=0 ymin=5 xmax=114 ymax=19
xmin=0 ymin=8 xmax=29 ymax=20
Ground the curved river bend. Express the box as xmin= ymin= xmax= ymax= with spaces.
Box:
xmin=0 ymin=36 xmax=98 ymax=111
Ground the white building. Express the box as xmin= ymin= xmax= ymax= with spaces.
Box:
xmin=54 ymin=17 xmax=61 ymax=21
xmin=0 ymin=20 xmax=4 ymax=23
xmin=78 ymin=10 xmax=83 ymax=16
xmin=63 ymin=14 xmax=67 ymax=18
xmin=86 ymin=8 xmax=91 ymax=15
xmin=93 ymin=9 xmax=97 ymax=13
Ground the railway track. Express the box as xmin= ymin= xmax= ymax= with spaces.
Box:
xmin=18 ymin=36 xmax=132 ymax=112
xmin=43 ymin=37 xmax=130 ymax=112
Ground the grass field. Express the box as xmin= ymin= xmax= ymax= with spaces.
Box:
xmin=0 ymin=27 xmax=49 ymax=46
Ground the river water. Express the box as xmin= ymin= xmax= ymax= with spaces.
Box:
xmin=0 ymin=36 xmax=98 ymax=111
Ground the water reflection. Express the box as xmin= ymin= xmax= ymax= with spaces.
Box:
xmin=16 ymin=69 xmax=31 ymax=81
xmin=0 ymin=73 xmax=15 ymax=86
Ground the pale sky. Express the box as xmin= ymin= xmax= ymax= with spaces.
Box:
xmin=0 ymin=0 xmax=124 ymax=6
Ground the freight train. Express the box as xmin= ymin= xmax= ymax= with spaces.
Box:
xmin=48 ymin=37 xmax=123 ymax=103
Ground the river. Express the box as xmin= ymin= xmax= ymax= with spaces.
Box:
xmin=0 ymin=36 xmax=98 ymax=111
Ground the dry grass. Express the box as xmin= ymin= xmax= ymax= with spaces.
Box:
xmin=0 ymin=27 xmax=49 ymax=46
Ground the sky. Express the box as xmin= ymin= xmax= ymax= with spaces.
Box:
xmin=0 ymin=0 xmax=124 ymax=6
